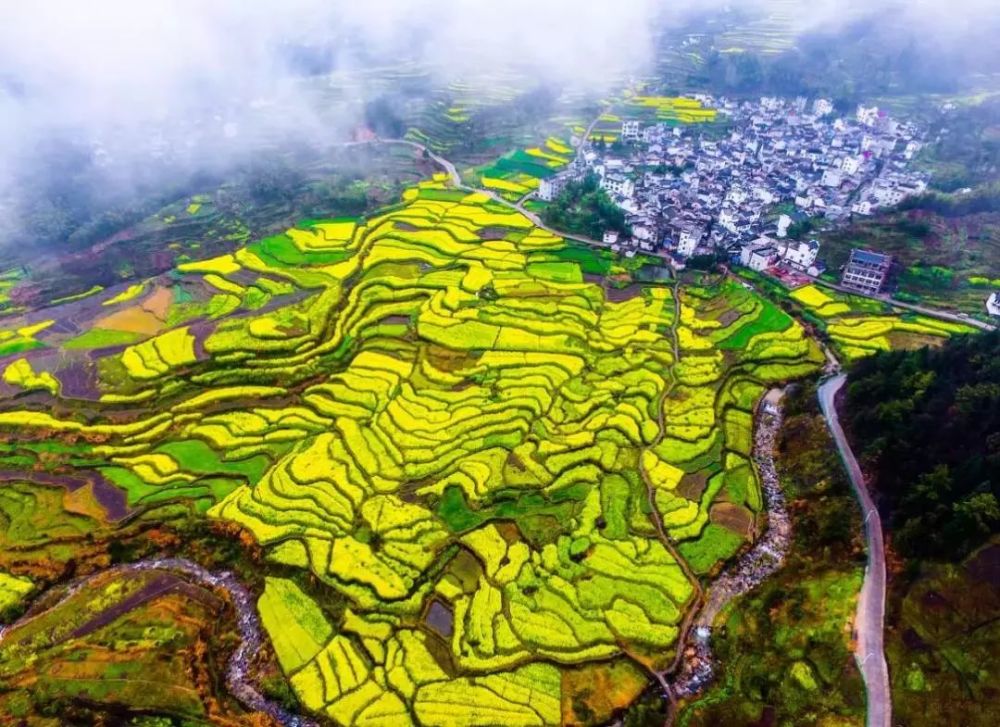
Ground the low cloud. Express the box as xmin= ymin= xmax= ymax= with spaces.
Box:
xmin=0 ymin=0 xmax=996 ymax=249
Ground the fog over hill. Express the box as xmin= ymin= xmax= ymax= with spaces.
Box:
xmin=0 ymin=0 xmax=997 ymax=252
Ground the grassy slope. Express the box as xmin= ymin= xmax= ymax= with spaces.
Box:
xmin=818 ymin=209 xmax=1000 ymax=316
xmin=678 ymin=382 xmax=866 ymax=726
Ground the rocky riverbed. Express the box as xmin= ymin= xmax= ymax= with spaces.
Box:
xmin=672 ymin=390 xmax=792 ymax=698
xmin=0 ymin=557 xmax=316 ymax=727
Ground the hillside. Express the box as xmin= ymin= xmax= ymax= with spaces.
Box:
xmin=817 ymin=202 xmax=1000 ymax=317
xmin=844 ymin=330 xmax=999 ymax=560
xmin=843 ymin=332 xmax=1000 ymax=727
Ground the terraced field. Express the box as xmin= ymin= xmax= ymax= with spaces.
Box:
xmin=789 ymin=284 xmax=977 ymax=361
xmin=587 ymin=94 xmax=720 ymax=144
xmin=0 ymin=177 xmax=825 ymax=725
xmin=471 ymin=137 xmax=576 ymax=201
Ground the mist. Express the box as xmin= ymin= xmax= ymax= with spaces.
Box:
xmin=1 ymin=0 xmax=997 ymax=253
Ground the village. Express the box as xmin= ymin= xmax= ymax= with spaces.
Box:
xmin=543 ymin=94 xmax=929 ymax=296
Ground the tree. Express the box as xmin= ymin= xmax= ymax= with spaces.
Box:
xmin=845 ymin=330 xmax=1000 ymax=560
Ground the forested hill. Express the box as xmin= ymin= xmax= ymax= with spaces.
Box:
xmin=845 ymin=331 xmax=1000 ymax=561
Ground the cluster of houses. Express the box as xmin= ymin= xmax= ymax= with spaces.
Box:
xmin=546 ymin=94 xmax=928 ymax=282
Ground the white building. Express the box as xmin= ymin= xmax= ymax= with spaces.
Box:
xmin=748 ymin=246 xmax=777 ymax=271
xmin=841 ymin=156 xmax=863 ymax=175
xmin=851 ymin=199 xmax=874 ymax=216
xmin=632 ymin=225 xmax=654 ymax=242
xmin=987 ymin=292 xmax=1000 ymax=317
xmin=726 ymin=187 xmax=748 ymax=205
xmin=537 ymin=176 xmax=567 ymax=202
xmin=776 ymin=214 xmax=792 ymax=238
xmin=776 ymin=239 xmax=819 ymax=270
xmin=740 ymin=236 xmax=776 ymax=271
xmin=821 ymin=169 xmax=844 ymax=188
xmin=603 ymin=230 xmax=620 ymax=245
xmin=857 ymin=104 xmax=880 ymax=127
xmin=676 ymin=227 xmax=704 ymax=257
xmin=621 ymin=120 xmax=640 ymax=142
xmin=600 ymin=174 xmax=634 ymax=198
xmin=813 ymin=98 xmax=834 ymax=117
xmin=718 ymin=206 xmax=739 ymax=233
xmin=871 ymin=183 xmax=907 ymax=207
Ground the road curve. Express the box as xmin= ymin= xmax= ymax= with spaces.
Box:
xmin=818 ymin=374 xmax=891 ymax=727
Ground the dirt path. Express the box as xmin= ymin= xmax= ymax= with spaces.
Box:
xmin=640 ymin=283 xmax=703 ymax=721
xmin=818 ymin=374 xmax=891 ymax=727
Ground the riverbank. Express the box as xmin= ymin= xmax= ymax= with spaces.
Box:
xmin=676 ymin=382 xmax=866 ymax=725
xmin=671 ymin=390 xmax=792 ymax=699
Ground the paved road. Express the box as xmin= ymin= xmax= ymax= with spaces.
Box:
xmin=818 ymin=374 xmax=891 ymax=727
xmin=808 ymin=276 xmax=995 ymax=332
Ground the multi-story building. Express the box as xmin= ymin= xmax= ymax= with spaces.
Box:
xmin=747 ymin=246 xmax=777 ymax=271
xmin=537 ymin=176 xmax=568 ymax=202
xmin=676 ymin=226 xmax=704 ymax=257
xmin=600 ymin=174 xmax=634 ymax=198
xmin=841 ymin=156 xmax=863 ymax=175
xmin=841 ymin=248 xmax=892 ymax=294
xmin=776 ymin=239 xmax=819 ymax=270
xmin=987 ymin=291 xmax=1000 ymax=317
xmin=739 ymin=236 xmax=776 ymax=271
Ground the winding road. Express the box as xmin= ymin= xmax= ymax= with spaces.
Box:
xmin=818 ymin=374 xmax=891 ymax=727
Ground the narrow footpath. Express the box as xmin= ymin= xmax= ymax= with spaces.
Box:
xmin=818 ymin=374 xmax=891 ymax=727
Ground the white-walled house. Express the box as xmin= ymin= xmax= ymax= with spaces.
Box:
xmin=821 ymin=168 xmax=844 ymax=187
xmin=600 ymin=174 xmax=634 ymax=198
xmin=748 ymin=246 xmax=777 ymax=271
xmin=538 ymin=176 xmax=568 ymax=202
xmin=776 ymin=214 xmax=792 ymax=238
xmin=676 ymin=226 xmax=704 ymax=257
xmin=986 ymin=292 xmax=1000 ymax=317
xmin=776 ymin=239 xmax=819 ymax=269
xmin=841 ymin=156 xmax=863 ymax=175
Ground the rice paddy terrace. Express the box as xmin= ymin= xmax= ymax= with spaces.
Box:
xmin=0 ymin=171 xmax=838 ymax=724
xmin=788 ymin=284 xmax=976 ymax=362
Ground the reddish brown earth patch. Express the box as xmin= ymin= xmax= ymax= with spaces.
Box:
xmin=677 ymin=471 xmax=708 ymax=500
xmin=710 ymin=502 xmax=755 ymax=536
